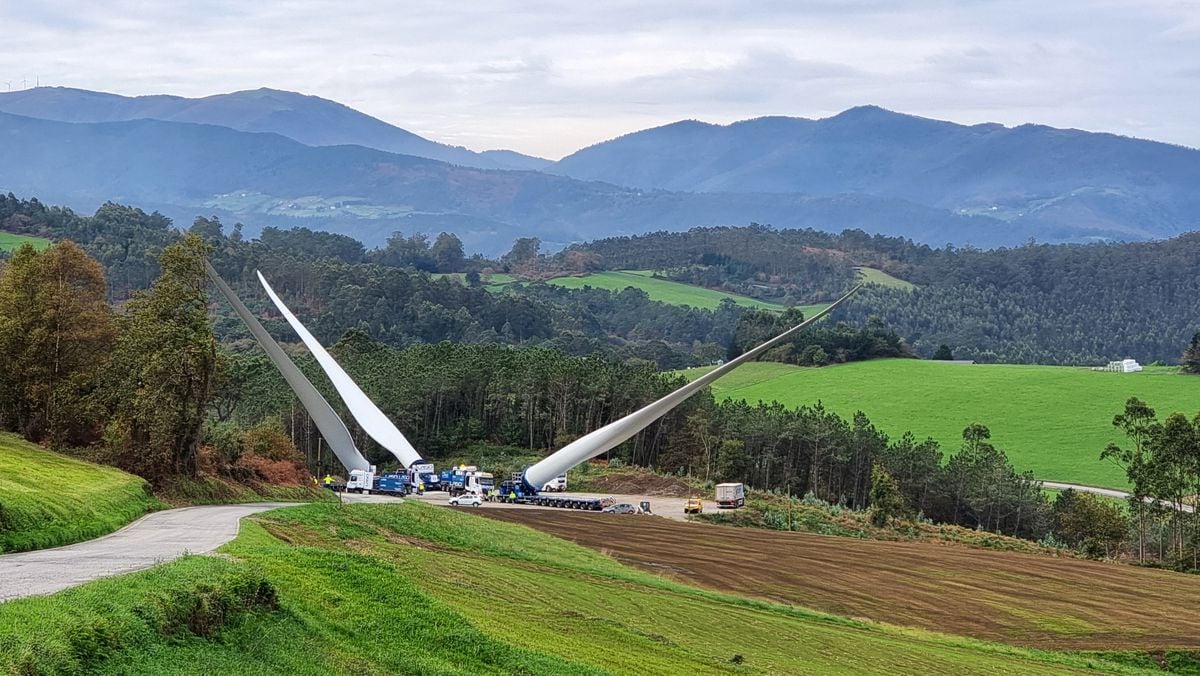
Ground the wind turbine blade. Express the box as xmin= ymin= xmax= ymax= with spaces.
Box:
xmin=205 ymin=262 xmax=370 ymax=474
xmin=522 ymin=285 xmax=863 ymax=489
xmin=256 ymin=270 xmax=424 ymax=468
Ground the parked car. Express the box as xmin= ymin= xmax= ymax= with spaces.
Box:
xmin=684 ymin=497 xmax=704 ymax=514
xmin=541 ymin=474 xmax=567 ymax=492
xmin=602 ymin=503 xmax=636 ymax=514
xmin=448 ymin=493 xmax=483 ymax=507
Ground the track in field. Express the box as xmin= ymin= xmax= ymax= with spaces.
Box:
xmin=481 ymin=509 xmax=1200 ymax=651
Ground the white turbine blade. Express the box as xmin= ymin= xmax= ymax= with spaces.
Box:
xmin=523 ymin=285 xmax=863 ymax=488
xmin=257 ymin=270 xmax=423 ymax=467
xmin=205 ymin=262 xmax=370 ymax=474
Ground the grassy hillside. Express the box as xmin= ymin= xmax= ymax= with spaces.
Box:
xmin=856 ymin=266 xmax=915 ymax=290
xmin=0 ymin=232 xmax=51 ymax=252
xmin=684 ymin=359 xmax=1200 ymax=489
xmin=465 ymin=267 xmax=906 ymax=315
xmin=544 ymin=270 xmax=789 ymax=311
xmin=0 ymin=433 xmax=160 ymax=552
xmin=0 ymin=502 xmax=1165 ymax=674
xmin=483 ymin=269 xmax=831 ymax=315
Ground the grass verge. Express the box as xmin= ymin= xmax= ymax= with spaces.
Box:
xmin=0 ymin=433 xmax=162 ymax=553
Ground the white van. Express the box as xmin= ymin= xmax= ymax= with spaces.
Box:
xmin=541 ymin=474 xmax=567 ymax=492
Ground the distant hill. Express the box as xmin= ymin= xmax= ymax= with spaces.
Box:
xmin=0 ymin=87 xmax=549 ymax=171
xmin=549 ymin=106 xmax=1200 ymax=241
xmin=0 ymin=111 xmax=1035 ymax=253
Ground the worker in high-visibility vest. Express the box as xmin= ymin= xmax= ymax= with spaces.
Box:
xmin=323 ymin=474 xmax=333 ymax=488
xmin=508 ymin=490 xmax=517 ymax=502
xmin=417 ymin=482 xmax=425 ymax=495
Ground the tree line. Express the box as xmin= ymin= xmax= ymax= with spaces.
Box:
xmin=0 ymin=234 xmax=304 ymax=489
xmin=1103 ymin=397 xmax=1200 ymax=570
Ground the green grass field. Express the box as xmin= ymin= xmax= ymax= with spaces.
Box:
xmin=0 ymin=232 xmax=52 ymax=253
xmin=0 ymin=433 xmax=161 ymax=552
xmin=0 ymin=502 xmax=1164 ymax=674
xmin=543 ymin=270 xmax=793 ymax=311
xmin=683 ymin=359 xmax=1200 ymax=489
xmin=855 ymin=266 xmax=915 ymax=291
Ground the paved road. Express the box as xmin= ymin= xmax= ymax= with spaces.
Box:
xmin=1043 ymin=481 xmax=1194 ymax=513
xmin=0 ymin=502 xmax=296 ymax=602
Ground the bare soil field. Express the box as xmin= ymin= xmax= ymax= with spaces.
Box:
xmin=481 ymin=509 xmax=1200 ymax=651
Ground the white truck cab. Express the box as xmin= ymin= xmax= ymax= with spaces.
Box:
xmin=346 ymin=467 xmax=377 ymax=493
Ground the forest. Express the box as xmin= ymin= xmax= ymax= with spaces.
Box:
xmin=569 ymin=225 xmax=1200 ymax=365
xmin=11 ymin=193 xmax=1200 ymax=367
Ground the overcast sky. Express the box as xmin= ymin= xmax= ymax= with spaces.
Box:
xmin=3 ymin=1 xmax=1198 ymax=158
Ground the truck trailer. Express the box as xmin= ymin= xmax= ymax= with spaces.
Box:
xmin=715 ymin=483 xmax=746 ymax=509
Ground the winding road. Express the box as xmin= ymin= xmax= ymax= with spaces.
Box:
xmin=0 ymin=502 xmax=296 ymax=602
xmin=1042 ymin=481 xmax=1194 ymax=513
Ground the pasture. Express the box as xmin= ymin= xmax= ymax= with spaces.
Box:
xmin=684 ymin=359 xmax=1200 ymax=488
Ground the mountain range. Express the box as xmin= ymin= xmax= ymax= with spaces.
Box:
xmin=1 ymin=87 xmax=1197 ymax=253
xmin=550 ymin=106 xmax=1200 ymax=241
xmin=0 ymin=87 xmax=549 ymax=171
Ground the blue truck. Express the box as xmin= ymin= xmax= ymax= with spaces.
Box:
xmin=342 ymin=469 xmax=416 ymax=496
xmin=439 ymin=465 xmax=495 ymax=496
xmin=494 ymin=478 xmax=611 ymax=510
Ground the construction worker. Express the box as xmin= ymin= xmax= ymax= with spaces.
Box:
xmin=417 ymin=482 xmax=425 ymax=495
xmin=323 ymin=474 xmax=333 ymax=489
xmin=508 ymin=489 xmax=517 ymax=502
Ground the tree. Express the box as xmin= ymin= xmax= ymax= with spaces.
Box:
xmin=869 ymin=464 xmax=909 ymax=526
xmin=431 ymin=232 xmax=466 ymax=272
xmin=0 ymin=241 xmax=115 ymax=445
xmin=715 ymin=439 xmax=749 ymax=482
xmin=502 ymin=237 xmax=541 ymax=268
xmin=105 ymin=234 xmax=216 ymax=482
xmin=1182 ymin=332 xmax=1200 ymax=374
xmin=932 ymin=344 xmax=954 ymax=360
xmin=1052 ymin=489 xmax=1129 ymax=558
xmin=1102 ymin=397 xmax=1161 ymax=562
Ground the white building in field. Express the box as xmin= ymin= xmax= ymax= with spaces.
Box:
xmin=1099 ymin=358 xmax=1143 ymax=373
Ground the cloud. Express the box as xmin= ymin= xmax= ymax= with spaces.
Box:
xmin=0 ymin=0 xmax=1197 ymax=157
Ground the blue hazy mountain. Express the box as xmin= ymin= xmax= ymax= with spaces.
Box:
xmin=549 ymin=106 xmax=1200 ymax=241
xmin=0 ymin=87 xmax=550 ymax=171
xmin=0 ymin=111 xmax=1050 ymax=254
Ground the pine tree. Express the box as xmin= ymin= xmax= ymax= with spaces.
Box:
xmin=1181 ymin=332 xmax=1200 ymax=374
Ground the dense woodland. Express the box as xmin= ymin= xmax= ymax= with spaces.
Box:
xmin=0 ymin=196 xmax=741 ymax=368
xmin=572 ymin=226 xmax=1200 ymax=365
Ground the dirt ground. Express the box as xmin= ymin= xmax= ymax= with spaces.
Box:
xmin=479 ymin=509 xmax=1200 ymax=651
xmin=405 ymin=490 xmax=696 ymax=521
